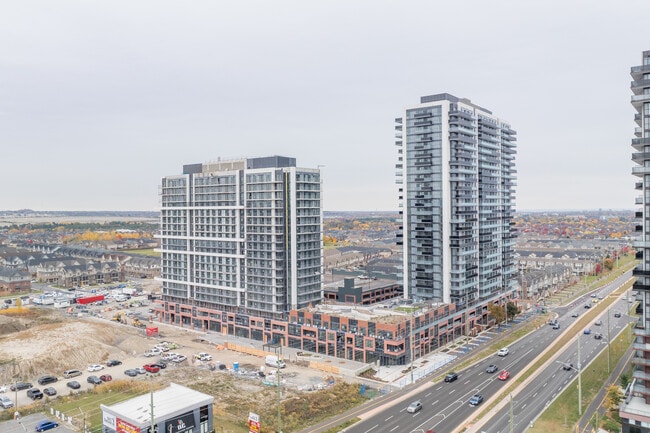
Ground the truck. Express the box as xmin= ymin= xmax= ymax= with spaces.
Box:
xmin=265 ymin=355 xmax=286 ymax=369
xmin=75 ymin=294 xmax=105 ymax=305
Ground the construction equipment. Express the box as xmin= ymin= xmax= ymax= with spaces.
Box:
xmin=112 ymin=312 xmax=127 ymax=324
xmin=132 ymin=318 xmax=146 ymax=328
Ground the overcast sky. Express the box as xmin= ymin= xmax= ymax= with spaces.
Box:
xmin=1 ymin=1 xmax=648 ymax=212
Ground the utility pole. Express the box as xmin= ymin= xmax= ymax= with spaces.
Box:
xmin=578 ymin=335 xmax=582 ymax=416
xmin=607 ymin=308 xmax=611 ymax=373
xmin=277 ymin=365 xmax=282 ymax=433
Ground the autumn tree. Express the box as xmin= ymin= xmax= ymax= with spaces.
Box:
xmin=605 ymin=384 xmax=624 ymax=413
xmin=604 ymin=257 xmax=614 ymax=272
xmin=488 ymin=302 xmax=505 ymax=325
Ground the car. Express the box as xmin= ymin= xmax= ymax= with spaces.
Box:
xmin=35 ymin=420 xmax=59 ymax=431
xmin=0 ymin=396 xmax=13 ymax=408
xmin=87 ymin=364 xmax=104 ymax=372
xmin=135 ymin=367 xmax=147 ymax=375
xmin=124 ymin=369 xmax=138 ymax=377
xmin=571 ymin=312 xmax=579 ymax=318
xmin=10 ymin=382 xmax=32 ymax=391
xmin=27 ymin=388 xmax=44 ymax=400
xmin=548 ymin=319 xmax=558 ymax=326
xmin=590 ymin=294 xmax=597 ymax=298
xmin=594 ymin=333 xmax=603 ymax=340
xmin=172 ymin=355 xmax=187 ymax=363
xmin=87 ymin=376 xmax=102 ymax=385
xmin=486 ymin=364 xmax=498 ymax=374
xmin=99 ymin=374 xmax=112 ymax=382
xmin=63 ymin=369 xmax=82 ymax=379
xmin=584 ymin=328 xmax=591 ymax=335
xmin=195 ymin=352 xmax=212 ymax=361
xmin=406 ymin=400 xmax=422 ymax=413
xmin=151 ymin=361 xmax=167 ymax=370
xmin=43 ymin=387 xmax=57 ymax=397
xmin=584 ymin=304 xmax=591 ymax=309
xmin=497 ymin=348 xmax=509 ymax=357
xmin=594 ymin=320 xmax=602 ymax=326
xmin=143 ymin=364 xmax=161 ymax=373
xmin=444 ymin=372 xmax=458 ymax=382
xmin=598 ymin=295 xmax=604 ymax=300
xmin=66 ymin=381 xmax=81 ymax=390
xmin=469 ymin=394 xmax=484 ymax=407
xmin=614 ymin=312 xmax=622 ymax=318
xmin=552 ymin=322 xmax=560 ymax=330
xmin=592 ymin=298 xmax=599 ymax=304
xmin=498 ymin=370 xmax=510 ymax=381
xmin=106 ymin=360 xmax=122 ymax=367
xmin=562 ymin=363 xmax=574 ymax=371
xmin=38 ymin=375 xmax=58 ymax=385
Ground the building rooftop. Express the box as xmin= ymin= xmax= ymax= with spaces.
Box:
xmin=101 ymin=383 xmax=213 ymax=425
xmin=303 ymin=299 xmax=449 ymax=325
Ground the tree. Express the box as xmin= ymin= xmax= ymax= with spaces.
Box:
xmin=604 ymin=257 xmax=614 ymax=272
xmin=488 ymin=302 xmax=505 ymax=325
xmin=506 ymin=302 xmax=520 ymax=320
xmin=621 ymin=372 xmax=631 ymax=389
xmin=605 ymin=384 xmax=624 ymax=413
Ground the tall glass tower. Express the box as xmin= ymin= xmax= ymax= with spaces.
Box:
xmin=158 ymin=156 xmax=322 ymax=325
xmin=395 ymin=93 xmax=517 ymax=324
xmin=622 ymin=50 xmax=650 ymax=433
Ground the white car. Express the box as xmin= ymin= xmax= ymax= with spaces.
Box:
xmin=0 ymin=384 xmax=6 ymax=393
xmin=0 ymin=396 xmax=13 ymax=409
xmin=195 ymin=352 xmax=212 ymax=361
xmin=87 ymin=364 xmax=104 ymax=372
xmin=497 ymin=348 xmax=509 ymax=357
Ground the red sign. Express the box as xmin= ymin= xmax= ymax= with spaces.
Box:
xmin=248 ymin=412 xmax=260 ymax=433
xmin=116 ymin=418 xmax=140 ymax=433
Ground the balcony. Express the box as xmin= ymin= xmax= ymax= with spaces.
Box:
xmin=633 ymin=342 xmax=650 ymax=352
xmin=632 ymin=166 xmax=650 ymax=177
xmin=632 ymin=369 xmax=650 ymax=382
xmin=632 ymin=64 xmax=650 ymax=76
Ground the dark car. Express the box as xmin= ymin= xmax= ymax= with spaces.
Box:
xmin=486 ymin=364 xmax=498 ymax=374
xmin=99 ymin=374 xmax=112 ymax=382
xmin=27 ymin=388 xmax=44 ymax=400
xmin=594 ymin=333 xmax=603 ymax=340
xmin=35 ymin=420 xmax=59 ymax=432
xmin=10 ymin=382 xmax=32 ymax=391
xmin=124 ymin=369 xmax=138 ymax=377
xmin=151 ymin=361 xmax=167 ymax=370
xmin=38 ymin=375 xmax=58 ymax=386
xmin=562 ymin=363 xmax=574 ymax=371
xmin=87 ymin=376 xmax=102 ymax=385
xmin=106 ymin=360 xmax=122 ymax=367
xmin=444 ymin=372 xmax=458 ymax=382
xmin=614 ymin=312 xmax=622 ymax=318
xmin=584 ymin=304 xmax=591 ymax=309
xmin=43 ymin=387 xmax=57 ymax=397
xmin=571 ymin=312 xmax=579 ymax=318
xmin=66 ymin=381 xmax=81 ymax=390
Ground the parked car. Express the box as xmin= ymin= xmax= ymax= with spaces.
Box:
xmin=66 ymin=381 xmax=81 ymax=390
xmin=43 ymin=387 xmax=57 ymax=397
xmin=106 ymin=360 xmax=122 ymax=367
xmin=0 ymin=396 xmax=13 ymax=408
xmin=143 ymin=364 xmax=160 ymax=373
xmin=497 ymin=348 xmax=509 ymax=357
xmin=135 ymin=367 xmax=147 ymax=375
xmin=172 ymin=355 xmax=187 ymax=363
xmin=87 ymin=376 xmax=102 ymax=385
xmin=444 ymin=372 xmax=458 ymax=382
xmin=0 ymin=384 xmax=6 ymax=393
xmin=124 ymin=369 xmax=138 ymax=377
xmin=498 ymin=370 xmax=510 ymax=381
xmin=35 ymin=420 xmax=59 ymax=431
xmin=63 ymin=369 xmax=82 ymax=379
xmin=87 ymin=364 xmax=104 ymax=372
xmin=38 ymin=375 xmax=58 ymax=386
xmin=469 ymin=394 xmax=484 ymax=406
xmin=27 ymin=388 xmax=44 ymax=400
xmin=406 ymin=400 xmax=422 ymax=413
xmin=486 ymin=364 xmax=498 ymax=374
xmin=195 ymin=352 xmax=212 ymax=361
xmin=151 ymin=362 xmax=167 ymax=370
xmin=10 ymin=382 xmax=32 ymax=391
xmin=99 ymin=374 xmax=112 ymax=382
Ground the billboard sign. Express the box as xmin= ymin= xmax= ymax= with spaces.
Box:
xmin=116 ymin=418 xmax=140 ymax=433
xmin=165 ymin=411 xmax=195 ymax=433
xmin=248 ymin=412 xmax=260 ymax=433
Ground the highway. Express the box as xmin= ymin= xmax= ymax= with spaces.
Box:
xmin=343 ymin=271 xmax=633 ymax=433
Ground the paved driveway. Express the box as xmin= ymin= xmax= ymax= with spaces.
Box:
xmin=1 ymin=413 xmax=76 ymax=433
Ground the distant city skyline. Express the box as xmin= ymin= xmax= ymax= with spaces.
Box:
xmin=1 ymin=1 xmax=648 ymax=212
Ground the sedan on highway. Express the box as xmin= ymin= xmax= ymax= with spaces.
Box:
xmin=406 ymin=400 xmax=422 ymax=413
xmin=469 ymin=394 xmax=484 ymax=407
xmin=486 ymin=364 xmax=498 ymax=373
xmin=497 ymin=348 xmax=509 ymax=357
xmin=444 ymin=372 xmax=458 ymax=382
xmin=498 ymin=370 xmax=510 ymax=381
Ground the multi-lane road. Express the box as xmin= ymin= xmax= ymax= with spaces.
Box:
xmin=344 ymin=271 xmax=634 ymax=433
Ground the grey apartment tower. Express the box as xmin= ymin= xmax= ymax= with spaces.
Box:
xmin=622 ymin=51 xmax=650 ymax=433
xmin=158 ymin=156 xmax=322 ymax=322
xmin=395 ymin=93 xmax=517 ymax=310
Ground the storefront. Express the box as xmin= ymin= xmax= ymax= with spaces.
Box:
xmin=101 ymin=383 xmax=213 ymax=433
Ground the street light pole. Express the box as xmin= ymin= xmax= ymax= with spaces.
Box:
xmin=578 ymin=335 xmax=582 ymax=416
xmin=607 ymin=308 xmax=611 ymax=374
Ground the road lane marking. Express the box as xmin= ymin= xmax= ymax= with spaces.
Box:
xmin=385 ymin=416 xmax=393 ymax=421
